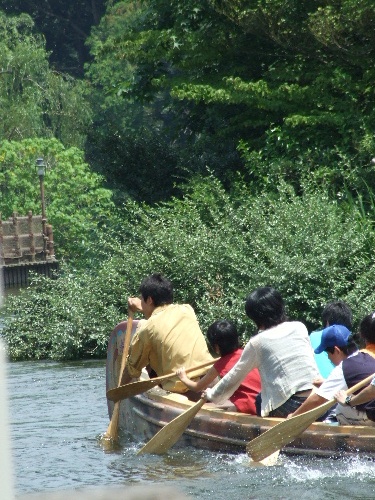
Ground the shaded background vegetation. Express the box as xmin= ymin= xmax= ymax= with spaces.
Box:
xmin=1 ymin=1 xmax=375 ymax=360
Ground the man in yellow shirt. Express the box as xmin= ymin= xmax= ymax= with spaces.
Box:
xmin=120 ymin=273 xmax=213 ymax=393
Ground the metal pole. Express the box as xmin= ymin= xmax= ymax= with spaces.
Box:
xmin=36 ymin=157 xmax=48 ymax=259
xmin=38 ymin=172 xmax=47 ymax=257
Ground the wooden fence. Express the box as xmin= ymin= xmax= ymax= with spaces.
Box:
xmin=0 ymin=211 xmax=58 ymax=287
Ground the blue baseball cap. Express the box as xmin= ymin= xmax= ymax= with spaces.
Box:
xmin=314 ymin=324 xmax=352 ymax=354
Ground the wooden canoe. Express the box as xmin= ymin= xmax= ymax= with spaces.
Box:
xmin=106 ymin=320 xmax=375 ymax=457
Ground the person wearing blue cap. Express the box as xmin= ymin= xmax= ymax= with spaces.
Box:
xmin=310 ymin=301 xmax=353 ymax=380
xmin=289 ymin=318 xmax=375 ymax=425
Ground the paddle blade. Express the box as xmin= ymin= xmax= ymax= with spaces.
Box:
xmin=99 ymin=402 xmax=121 ymax=446
xmin=137 ymin=399 xmax=205 ymax=455
xmin=247 ymin=372 xmax=375 ymax=462
xmin=246 ymin=399 xmax=334 ymax=462
xmin=249 ymin=450 xmax=280 ymax=467
xmin=107 ymin=378 xmax=161 ymax=402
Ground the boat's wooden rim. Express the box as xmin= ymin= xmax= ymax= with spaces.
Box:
xmin=129 ymin=388 xmax=375 ymax=458
xmin=141 ymin=385 xmax=375 ymax=438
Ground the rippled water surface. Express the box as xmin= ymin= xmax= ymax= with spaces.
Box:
xmin=7 ymin=360 xmax=375 ymax=499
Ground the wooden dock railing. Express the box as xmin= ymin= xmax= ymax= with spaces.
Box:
xmin=0 ymin=211 xmax=58 ymax=287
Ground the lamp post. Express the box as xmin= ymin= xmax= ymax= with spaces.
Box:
xmin=36 ymin=157 xmax=47 ymax=257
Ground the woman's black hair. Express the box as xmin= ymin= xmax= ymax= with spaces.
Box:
xmin=245 ymin=287 xmax=287 ymax=329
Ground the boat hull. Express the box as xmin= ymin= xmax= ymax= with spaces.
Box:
xmin=106 ymin=320 xmax=375 ymax=457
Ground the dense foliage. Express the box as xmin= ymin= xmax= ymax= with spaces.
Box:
xmin=3 ymin=178 xmax=375 ymax=360
xmin=0 ymin=0 xmax=106 ymax=76
xmin=85 ymin=0 xmax=252 ymax=202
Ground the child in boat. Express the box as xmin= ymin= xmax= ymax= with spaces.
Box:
xmin=176 ymin=319 xmax=261 ymax=414
xmin=310 ymin=300 xmax=353 ymax=382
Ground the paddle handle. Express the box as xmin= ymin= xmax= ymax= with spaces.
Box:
xmin=345 ymin=372 xmax=375 ymax=396
xmin=246 ymin=371 xmax=375 ymax=463
xmin=116 ymin=310 xmax=134 ymax=386
xmin=102 ymin=310 xmax=134 ymax=443
xmin=150 ymin=359 xmax=214 ymax=384
xmin=106 ymin=357 xmax=214 ymax=403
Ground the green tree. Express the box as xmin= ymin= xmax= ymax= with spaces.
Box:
xmin=0 ymin=0 xmax=106 ymax=76
xmin=0 ymin=11 xmax=91 ymax=148
xmin=205 ymin=1 xmax=375 ymax=197
xmin=85 ymin=0 xmax=258 ymax=203
xmin=0 ymin=138 xmax=115 ymax=262
xmin=87 ymin=0 xmax=375 ymax=205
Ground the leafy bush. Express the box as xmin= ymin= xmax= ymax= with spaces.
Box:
xmin=1 ymin=265 xmax=124 ymax=360
xmin=2 ymin=176 xmax=375 ymax=360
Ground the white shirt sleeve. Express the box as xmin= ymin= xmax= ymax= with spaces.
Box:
xmin=315 ymin=363 xmax=347 ymax=400
xmin=205 ymin=339 xmax=257 ymax=404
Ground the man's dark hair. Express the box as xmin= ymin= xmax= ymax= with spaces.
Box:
xmin=139 ymin=273 xmax=173 ymax=306
xmin=206 ymin=320 xmax=240 ymax=356
xmin=245 ymin=287 xmax=287 ymax=330
xmin=359 ymin=313 xmax=375 ymax=345
xmin=322 ymin=301 xmax=352 ymax=330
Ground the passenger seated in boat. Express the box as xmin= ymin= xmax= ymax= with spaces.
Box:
xmin=120 ymin=273 xmax=213 ymax=393
xmin=310 ymin=300 xmax=353 ymax=383
xmin=310 ymin=300 xmax=353 ymax=423
xmin=289 ymin=316 xmax=375 ymax=426
xmin=203 ymin=287 xmax=319 ymax=418
xmin=176 ymin=319 xmax=261 ymax=413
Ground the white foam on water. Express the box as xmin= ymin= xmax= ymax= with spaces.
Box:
xmin=284 ymin=460 xmax=326 ymax=482
xmin=344 ymin=455 xmax=375 ymax=479
xmin=283 ymin=454 xmax=375 ymax=483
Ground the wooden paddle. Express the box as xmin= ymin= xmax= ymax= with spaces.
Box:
xmin=137 ymin=397 xmax=281 ymax=463
xmin=137 ymin=398 xmax=205 ymax=455
xmin=247 ymin=372 xmax=375 ymax=462
xmin=106 ymin=359 xmax=214 ymax=402
xmin=102 ymin=310 xmax=134 ymax=443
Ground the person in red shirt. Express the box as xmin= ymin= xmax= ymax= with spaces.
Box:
xmin=176 ymin=319 xmax=261 ymax=414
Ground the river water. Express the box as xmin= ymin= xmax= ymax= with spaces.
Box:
xmin=5 ymin=358 xmax=375 ymax=499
